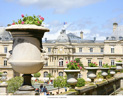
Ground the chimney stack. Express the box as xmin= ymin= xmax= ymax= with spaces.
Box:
xmin=113 ymin=23 xmax=118 ymax=32
xmin=80 ymin=31 xmax=83 ymax=39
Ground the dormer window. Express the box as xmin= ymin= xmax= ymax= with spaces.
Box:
xmin=111 ymin=36 xmax=115 ymax=40
xmin=119 ymin=36 xmax=123 ymax=40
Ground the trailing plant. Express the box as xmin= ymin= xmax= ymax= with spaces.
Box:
xmin=76 ymin=78 xmax=85 ymax=87
xmin=12 ymin=14 xmax=44 ymax=26
xmin=7 ymin=76 xmax=23 ymax=93
xmin=66 ymin=58 xmax=84 ymax=70
xmin=110 ymin=65 xmax=116 ymax=68
xmin=89 ymin=62 xmax=98 ymax=67
xmin=96 ymin=72 xmax=103 ymax=79
xmin=102 ymin=63 xmax=110 ymax=68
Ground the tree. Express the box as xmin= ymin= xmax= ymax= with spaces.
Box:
xmin=34 ymin=72 xmax=41 ymax=78
xmin=7 ymin=76 xmax=23 ymax=93
xmin=53 ymin=76 xmax=66 ymax=94
xmin=47 ymin=73 xmax=53 ymax=81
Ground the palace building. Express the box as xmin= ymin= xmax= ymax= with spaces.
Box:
xmin=0 ymin=23 xmax=123 ymax=81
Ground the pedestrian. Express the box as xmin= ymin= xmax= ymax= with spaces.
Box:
xmin=43 ymin=86 xmax=47 ymax=95
xmin=40 ymin=84 xmax=43 ymax=93
xmin=46 ymin=91 xmax=50 ymax=95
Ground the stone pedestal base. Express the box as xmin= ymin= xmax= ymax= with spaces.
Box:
xmin=14 ymin=90 xmax=36 ymax=95
xmin=0 ymin=83 xmax=8 ymax=95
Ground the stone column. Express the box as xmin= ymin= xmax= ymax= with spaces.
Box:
xmin=0 ymin=84 xmax=8 ymax=95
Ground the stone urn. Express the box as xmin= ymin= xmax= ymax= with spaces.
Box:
xmin=115 ymin=62 xmax=123 ymax=71
xmin=6 ymin=25 xmax=49 ymax=92
xmin=100 ymin=68 xmax=109 ymax=79
xmin=85 ymin=67 xmax=99 ymax=82
xmin=64 ymin=70 xmax=80 ymax=89
xmin=110 ymin=67 xmax=116 ymax=77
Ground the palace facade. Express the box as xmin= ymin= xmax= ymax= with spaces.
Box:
xmin=0 ymin=23 xmax=123 ymax=81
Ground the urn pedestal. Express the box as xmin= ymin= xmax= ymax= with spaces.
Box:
xmin=6 ymin=25 xmax=49 ymax=95
xmin=85 ymin=67 xmax=99 ymax=83
xmin=100 ymin=68 xmax=109 ymax=79
xmin=115 ymin=62 xmax=123 ymax=72
xmin=64 ymin=70 xmax=80 ymax=89
xmin=110 ymin=68 xmax=116 ymax=77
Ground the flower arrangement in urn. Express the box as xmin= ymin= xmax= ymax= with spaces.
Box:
xmin=66 ymin=58 xmax=84 ymax=70
xmin=109 ymin=65 xmax=116 ymax=77
xmin=89 ymin=62 xmax=98 ymax=67
xmin=85 ymin=62 xmax=99 ymax=82
xmin=64 ymin=58 xmax=84 ymax=89
xmin=115 ymin=60 xmax=123 ymax=72
xmin=12 ymin=14 xmax=44 ymax=26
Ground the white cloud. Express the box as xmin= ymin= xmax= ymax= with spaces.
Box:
xmin=6 ymin=0 xmax=104 ymax=13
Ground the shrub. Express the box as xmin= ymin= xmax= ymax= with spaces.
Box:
xmin=34 ymin=72 xmax=41 ymax=77
xmin=76 ymin=78 xmax=85 ymax=87
xmin=7 ymin=76 xmax=23 ymax=93
xmin=97 ymin=72 xmax=103 ymax=79
xmin=116 ymin=60 xmax=122 ymax=62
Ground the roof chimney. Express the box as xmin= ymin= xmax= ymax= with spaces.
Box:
xmin=80 ymin=31 xmax=83 ymax=39
xmin=113 ymin=23 xmax=118 ymax=32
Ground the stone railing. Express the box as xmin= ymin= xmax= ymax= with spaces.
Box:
xmin=60 ymin=77 xmax=122 ymax=95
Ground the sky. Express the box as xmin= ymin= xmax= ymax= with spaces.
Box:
xmin=0 ymin=0 xmax=123 ymax=40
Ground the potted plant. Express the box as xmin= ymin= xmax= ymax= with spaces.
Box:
xmin=109 ymin=65 xmax=116 ymax=77
xmin=6 ymin=14 xmax=49 ymax=92
xmin=100 ymin=63 xmax=110 ymax=79
xmin=85 ymin=62 xmax=99 ymax=82
xmin=115 ymin=60 xmax=123 ymax=72
xmin=64 ymin=58 xmax=84 ymax=89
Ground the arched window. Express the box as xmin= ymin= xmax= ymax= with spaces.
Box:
xmin=111 ymin=36 xmax=115 ymax=40
xmin=44 ymin=71 xmax=48 ymax=77
xmin=3 ymin=71 xmax=7 ymax=73
xmin=59 ymin=72 xmax=63 ymax=76
xmin=59 ymin=58 xmax=63 ymax=67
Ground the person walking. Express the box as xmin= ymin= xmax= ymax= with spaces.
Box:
xmin=40 ymin=84 xmax=43 ymax=93
xmin=43 ymin=86 xmax=47 ymax=95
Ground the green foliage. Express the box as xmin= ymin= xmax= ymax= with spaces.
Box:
xmin=66 ymin=58 xmax=84 ymax=70
xmin=53 ymin=76 xmax=66 ymax=88
xmin=96 ymin=72 xmax=103 ymax=79
xmin=34 ymin=72 xmax=41 ymax=77
xmin=116 ymin=60 xmax=122 ymax=62
xmin=89 ymin=62 xmax=98 ymax=67
xmin=106 ymin=70 xmax=112 ymax=79
xmin=102 ymin=63 xmax=110 ymax=68
xmin=12 ymin=14 xmax=44 ymax=26
xmin=0 ymin=72 xmax=2 ymax=77
xmin=47 ymin=73 xmax=53 ymax=81
xmin=64 ymin=75 xmax=70 ymax=87
xmin=120 ymin=69 xmax=123 ymax=73
xmin=76 ymin=78 xmax=85 ymax=87
xmin=7 ymin=76 xmax=23 ymax=93
xmin=110 ymin=65 xmax=116 ymax=68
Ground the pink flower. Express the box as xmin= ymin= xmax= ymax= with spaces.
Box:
xmin=38 ymin=15 xmax=41 ymax=17
xmin=37 ymin=21 xmax=40 ymax=24
xmin=71 ymin=60 xmax=73 ymax=62
xmin=80 ymin=67 xmax=82 ymax=70
xmin=40 ymin=17 xmax=44 ymax=21
xmin=74 ymin=61 xmax=76 ymax=63
xmin=12 ymin=23 xmax=15 ymax=25
xmin=21 ymin=21 xmax=24 ymax=24
xmin=66 ymin=61 xmax=68 ymax=64
xmin=77 ymin=63 xmax=79 ymax=65
xmin=72 ymin=63 xmax=73 ymax=65
xmin=21 ymin=14 xmax=24 ymax=17
xmin=77 ymin=65 xmax=80 ymax=67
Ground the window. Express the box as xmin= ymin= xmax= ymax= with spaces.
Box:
xmin=54 ymin=57 xmax=56 ymax=60
xmin=45 ymin=61 xmax=48 ymax=66
xmin=99 ymin=60 xmax=102 ymax=67
xmin=111 ymin=47 xmax=114 ymax=53
xmin=119 ymin=36 xmax=123 ymax=40
xmin=59 ymin=72 xmax=63 ymax=76
xmin=65 ymin=57 xmax=67 ymax=60
xmin=111 ymin=37 xmax=115 ymax=40
xmin=44 ymin=71 xmax=48 ymax=77
xmin=4 ymin=59 xmax=7 ymax=66
xmin=48 ymin=48 xmax=51 ymax=52
xmin=4 ymin=47 xmax=7 ymax=53
xmin=90 ymin=48 xmax=93 ymax=52
xmin=88 ymin=60 xmax=91 ymax=66
xmin=111 ymin=60 xmax=114 ymax=66
xmin=101 ymin=48 xmax=104 ymax=53
xmin=79 ymin=48 xmax=82 ymax=52
xmin=59 ymin=58 xmax=63 ymax=67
